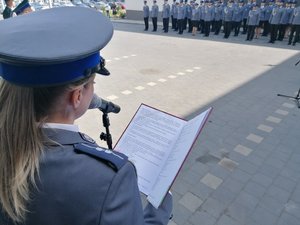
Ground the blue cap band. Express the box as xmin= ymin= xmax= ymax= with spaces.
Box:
xmin=15 ymin=3 xmax=31 ymax=15
xmin=0 ymin=52 xmax=101 ymax=87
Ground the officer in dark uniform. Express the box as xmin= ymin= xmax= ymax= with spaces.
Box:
xmin=2 ymin=0 xmax=14 ymax=19
xmin=151 ymin=0 xmax=159 ymax=31
xmin=0 ymin=7 xmax=173 ymax=225
xmin=143 ymin=0 xmax=150 ymax=31
xmin=288 ymin=2 xmax=300 ymax=45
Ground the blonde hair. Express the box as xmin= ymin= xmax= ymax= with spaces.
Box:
xmin=0 ymin=75 xmax=93 ymax=223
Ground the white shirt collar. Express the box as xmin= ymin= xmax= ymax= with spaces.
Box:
xmin=43 ymin=123 xmax=79 ymax=132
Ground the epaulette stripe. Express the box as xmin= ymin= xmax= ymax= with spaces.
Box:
xmin=74 ymin=143 xmax=128 ymax=171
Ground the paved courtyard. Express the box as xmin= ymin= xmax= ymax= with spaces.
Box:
xmin=76 ymin=19 xmax=300 ymax=225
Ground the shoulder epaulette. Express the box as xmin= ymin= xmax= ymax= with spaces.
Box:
xmin=74 ymin=143 xmax=128 ymax=171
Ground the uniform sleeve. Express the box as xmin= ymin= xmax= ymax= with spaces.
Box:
xmin=100 ymin=162 xmax=173 ymax=225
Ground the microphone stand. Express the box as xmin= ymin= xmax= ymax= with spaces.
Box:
xmin=100 ymin=112 xmax=113 ymax=149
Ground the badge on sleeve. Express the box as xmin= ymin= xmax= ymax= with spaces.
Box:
xmin=74 ymin=143 xmax=128 ymax=171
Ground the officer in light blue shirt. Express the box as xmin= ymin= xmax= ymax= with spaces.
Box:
xmin=269 ymin=0 xmax=284 ymax=43
xmin=214 ymin=0 xmax=223 ymax=34
xmin=203 ymin=0 xmax=215 ymax=36
xmin=232 ymin=0 xmax=244 ymax=36
xmin=171 ymin=0 xmax=177 ymax=29
xmin=177 ymin=0 xmax=185 ymax=34
xmin=262 ymin=0 xmax=274 ymax=35
xmin=278 ymin=1 xmax=293 ymax=40
xmin=246 ymin=4 xmax=260 ymax=40
xmin=223 ymin=0 xmax=234 ymax=38
xmin=191 ymin=2 xmax=200 ymax=35
xmin=151 ymin=0 xmax=159 ymax=31
xmin=186 ymin=0 xmax=193 ymax=32
xmin=143 ymin=1 xmax=150 ymax=31
xmin=242 ymin=0 xmax=252 ymax=34
xmin=288 ymin=2 xmax=300 ymax=45
xmin=162 ymin=0 xmax=171 ymax=32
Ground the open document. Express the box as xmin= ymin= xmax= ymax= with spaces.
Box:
xmin=114 ymin=104 xmax=212 ymax=208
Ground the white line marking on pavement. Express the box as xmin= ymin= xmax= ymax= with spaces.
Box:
xmin=177 ymin=72 xmax=185 ymax=75
xmin=246 ymin=133 xmax=264 ymax=144
xmin=135 ymin=86 xmax=145 ymax=90
xmin=114 ymin=57 xmax=120 ymax=60
xmin=131 ymin=54 xmax=137 ymax=57
xmin=275 ymin=109 xmax=289 ymax=116
xmin=282 ymin=102 xmax=295 ymax=108
xmin=266 ymin=116 xmax=282 ymax=124
xmin=106 ymin=95 xmax=119 ymax=100
xmin=147 ymin=82 xmax=157 ymax=86
xmin=121 ymin=90 xmax=132 ymax=95
xmin=257 ymin=124 xmax=273 ymax=133
xmin=106 ymin=59 xmax=112 ymax=62
xmin=168 ymin=75 xmax=177 ymax=79
xmin=122 ymin=56 xmax=129 ymax=58
xmin=158 ymin=78 xmax=167 ymax=82
xmin=193 ymin=67 xmax=201 ymax=70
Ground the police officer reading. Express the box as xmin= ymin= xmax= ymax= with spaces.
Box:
xmin=0 ymin=7 xmax=173 ymax=225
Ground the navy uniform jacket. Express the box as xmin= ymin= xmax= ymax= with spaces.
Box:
xmin=151 ymin=4 xmax=159 ymax=18
xmin=0 ymin=128 xmax=172 ymax=225
xmin=2 ymin=6 xmax=13 ymax=19
xmin=143 ymin=5 xmax=150 ymax=18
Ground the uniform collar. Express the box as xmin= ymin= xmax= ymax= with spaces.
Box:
xmin=43 ymin=123 xmax=79 ymax=132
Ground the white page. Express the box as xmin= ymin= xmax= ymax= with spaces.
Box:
xmin=147 ymin=108 xmax=212 ymax=208
xmin=114 ymin=105 xmax=186 ymax=195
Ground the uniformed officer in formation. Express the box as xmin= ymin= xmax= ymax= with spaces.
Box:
xmin=186 ymin=0 xmax=193 ymax=32
xmin=246 ymin=3 xmax=260 ymax=40
xmin=242 ymin=0 xmax=252 ymax=34
xmin=171 ymin=0 xmax=177 ymax=29
xmin=191 ymin=2 xmax=200 ymax=35
xmin=214 ymin=0 xmax=223 ymax=35
xmin=177 ymin=0 xmax=185 ymax=34
xmin=162 ymin=0 xmax=171 ymax=32
xmin=203 ymin=0 xmax=215 ymax=36
xmin=269 ymin=0 xmax=285 ymax=43
xmin=288 ymin=1 xmax=300 ymax=45
xmin=2 ymin=0 xmax=14 ymax=19
xmin=143 ymin=0 xmax=150 ymax=31
xmin=278 ymin=0 xmax=293 ymax=40
xmin=0 ymin=7 xmax=173 ymax=225
xmin=232 ymin=0 xmax=244 ymax=36
xmin=223 ymin=0 xmax=234 ymax=38
xmin=151 ymin=0 xmax=159 ymax=31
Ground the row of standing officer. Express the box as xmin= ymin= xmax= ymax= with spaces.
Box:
xmin=143 ymin=0 xmax=300 ymax=46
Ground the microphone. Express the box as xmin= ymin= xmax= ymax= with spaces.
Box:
xmin=89 ymin=94 xmax=121 ymax=114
